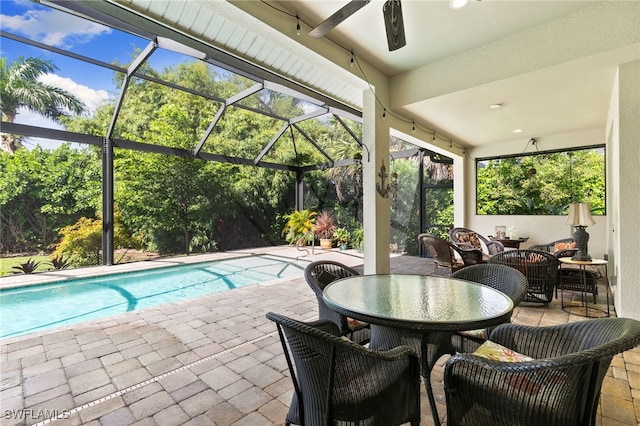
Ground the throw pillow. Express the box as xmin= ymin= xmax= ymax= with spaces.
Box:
xmin=459 ymin=232 xmax=482 ymax=250
xmin=554 ymin=241 xmax=577 ymax=252
xmin=473 ymin=340 xmax=533 ymax=362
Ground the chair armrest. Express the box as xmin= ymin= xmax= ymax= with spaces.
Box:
xmin=452 ymin=245 xmax=483 ymax=265
xmin=528 ymin=243 xmax=552 ymax=252
xmin=553 ymin=248 xmax=577 ymax=258
xmin=486 ymin=240 xmax=504 ymax=254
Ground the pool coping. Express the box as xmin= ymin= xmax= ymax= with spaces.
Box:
xmin=0 ymin=245 xmax=365 ymax=290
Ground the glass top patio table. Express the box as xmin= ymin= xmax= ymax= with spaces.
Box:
xmin=323 ymin=274 xmax=514 ymax=332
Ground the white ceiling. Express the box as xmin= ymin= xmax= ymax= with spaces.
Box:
xmin=279 ymin=0 xmax=597 ymax=76
xmin=115 ymin=0 xmax=639 ymax=149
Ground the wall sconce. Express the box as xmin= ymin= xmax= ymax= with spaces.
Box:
xmin=377 ymin=160 xmax=390 ymax=197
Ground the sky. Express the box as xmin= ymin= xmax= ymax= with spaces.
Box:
xmin=0 ymin=0 xmax=147 ymax=149
xmin=1 ymin=0 xmax=324 ymax=150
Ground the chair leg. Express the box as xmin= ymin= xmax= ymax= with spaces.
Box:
xmin=423 ymin=375 xmax=441 ymax=426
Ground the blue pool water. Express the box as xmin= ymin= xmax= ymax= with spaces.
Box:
xmin=0 ymin=255 xmax=309 ymax=339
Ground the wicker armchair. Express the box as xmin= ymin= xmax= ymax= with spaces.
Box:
xmin=266 ymin=312 xmax=421 ymax=426
xmin=449 ymin=227 xmax=505 ymax=258
xmin=304 ymin=260 xmax=370 ymax=344
xmin=444 ymin=317 xmax=640 ymax=426
xmin=528 ymin=238 xmax=599 ymax=302
xmin=418 ymin=234 xmax=483 ymax=275
xmin=451 ymin=264 xmax=528 ymax=352
xmin=488 ymin=249 xmax=558 ymax=304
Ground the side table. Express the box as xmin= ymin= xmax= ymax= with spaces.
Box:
xmin=489 ymin=236 xmax=529 ymax=249
xmin=558 ymin=257 xmax=609 ymax=318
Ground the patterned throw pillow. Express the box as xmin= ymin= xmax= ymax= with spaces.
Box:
xmin=527 ymin=252 xmax=546 ymax=262
xmin=459 ymin=232 xmax=482 ymax=250
xmin=473 ymin=340 xmax=533 ymax=362
xmin=554 ymin=241 xmax=577 ymax=252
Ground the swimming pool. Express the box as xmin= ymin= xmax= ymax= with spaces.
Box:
xmin=0 ymin=254 xmax=310 ymax=339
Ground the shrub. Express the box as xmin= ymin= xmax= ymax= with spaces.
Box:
xmin=314 ymin=210 xmax=336 ymax=240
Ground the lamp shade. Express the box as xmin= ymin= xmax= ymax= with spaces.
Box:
xmin=565 ymin=203 xmax=595 ymax=226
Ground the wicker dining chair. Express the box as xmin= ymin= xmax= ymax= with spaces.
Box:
xmin=488 ymin=249 xmax=558 ymax=304
xmin=418 ymin=233 xmax=483 ymax=275
xmin=304 ymin=260 xmax=370 ymax=344
xmin=266 ymin=312 xmax=421 ymax=426
xmin=443 ymin=317 xmax=640 ymax=426
xmin=451 ymin=263 xmax=528 ymax=352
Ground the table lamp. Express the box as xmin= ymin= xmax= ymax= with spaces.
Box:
xmin=565 ymin=203 xmax=595 ymax=261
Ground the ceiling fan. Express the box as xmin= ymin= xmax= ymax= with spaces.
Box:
xmin=309 ymin=0 xmax=406 ymax=51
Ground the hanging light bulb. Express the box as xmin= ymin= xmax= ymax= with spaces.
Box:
xmin=350 ymin=51 xmax=355 ymax=67
xmin=412 ymin=121 xmax=416 ymax=133
xmin=296 ymin=14 xmax=301 ymax=36
xmin=382 ymin=108 xmax=386 ymax=119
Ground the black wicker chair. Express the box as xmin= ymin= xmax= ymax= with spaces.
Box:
xmin=444 ymin=317 xmax=640 ymax=426
xmin=449 ymin=227 xmax=505 ymax=258
xmin=529 ymin=238 xmax=599 ymax=302
xmin=304 ymin=260 xmax=370 ymax=344
xmin=451 ymin=264 xmax=528 ymax=352
xmin=266 ymin=312 xmax=421 ymax=426
xmin=488 ymin=249 xmax=558 ymax=304
xmin=418 ymin=233 xmax=483 ymax=276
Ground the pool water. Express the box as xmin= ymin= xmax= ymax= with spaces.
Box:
xmin=0 ymin=255 xmax=309 ymax=339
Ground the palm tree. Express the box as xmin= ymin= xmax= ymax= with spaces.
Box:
xmin=1 ymin=56 xmax=86 ymax=153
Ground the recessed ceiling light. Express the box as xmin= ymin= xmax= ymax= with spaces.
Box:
xmin=450 ymin=0 xmax=470 ymax=10
xmin=489 ymin=103 xmax=502 ymax=109
xmin=513 ymin=129 xmax=523 ymax=133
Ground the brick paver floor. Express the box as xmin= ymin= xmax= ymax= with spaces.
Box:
xmin=1 ymin=247 xmax=638 ymax=425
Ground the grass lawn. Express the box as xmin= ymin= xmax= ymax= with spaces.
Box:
xmin=0 ymin=255 xmax=52 ymax=276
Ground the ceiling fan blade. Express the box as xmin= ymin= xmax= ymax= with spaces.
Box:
xmin=309 ymin=0 xmax=371 ymax=38
xmin=383 ymin=0 xmax=406 ymax=51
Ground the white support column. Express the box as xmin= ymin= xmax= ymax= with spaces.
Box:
xmin=362 ymin=90 xmax=391 ymax=274
xmin=614 ymin=60 xmax=640 ymax=319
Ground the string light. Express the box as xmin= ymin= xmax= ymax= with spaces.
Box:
xmin=264 ymin=3 xmax=464 ymax=153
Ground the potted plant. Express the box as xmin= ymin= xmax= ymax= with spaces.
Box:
xmin=314 ymin=210 xmax=336 ymax=249
xmin=351 ymin=226 xmax=364 ymax=252
xmin=282 ymin=209 xmax=316 ymax=246
xmin=334 ymin=227 xmax=350 ymax=250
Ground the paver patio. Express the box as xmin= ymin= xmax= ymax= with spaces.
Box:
xmin=1 ymin=247 xmax=638 ymax=425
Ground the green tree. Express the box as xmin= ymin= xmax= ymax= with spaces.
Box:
xmin=0 ymin=57 xmax=87 ymax=152
xmin=0 ymin=145 xmax=99 ymax=253
xmin=477 ymin=148 xmax=605 ymax=215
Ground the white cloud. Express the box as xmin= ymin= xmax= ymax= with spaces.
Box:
xmin=14 ymin=73 xmax=109 ymax=150
xmin=1 ymin=6 xmax=110 ymax=48
xmin=39 ymin=73 xmax=109 ymax=115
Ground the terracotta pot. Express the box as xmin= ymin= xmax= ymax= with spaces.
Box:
xmin=320 ymin=238 xmax=333 ymax=249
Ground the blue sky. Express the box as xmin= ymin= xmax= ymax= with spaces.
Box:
xmin=0 ymin=0 xmax=151 ymax=148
